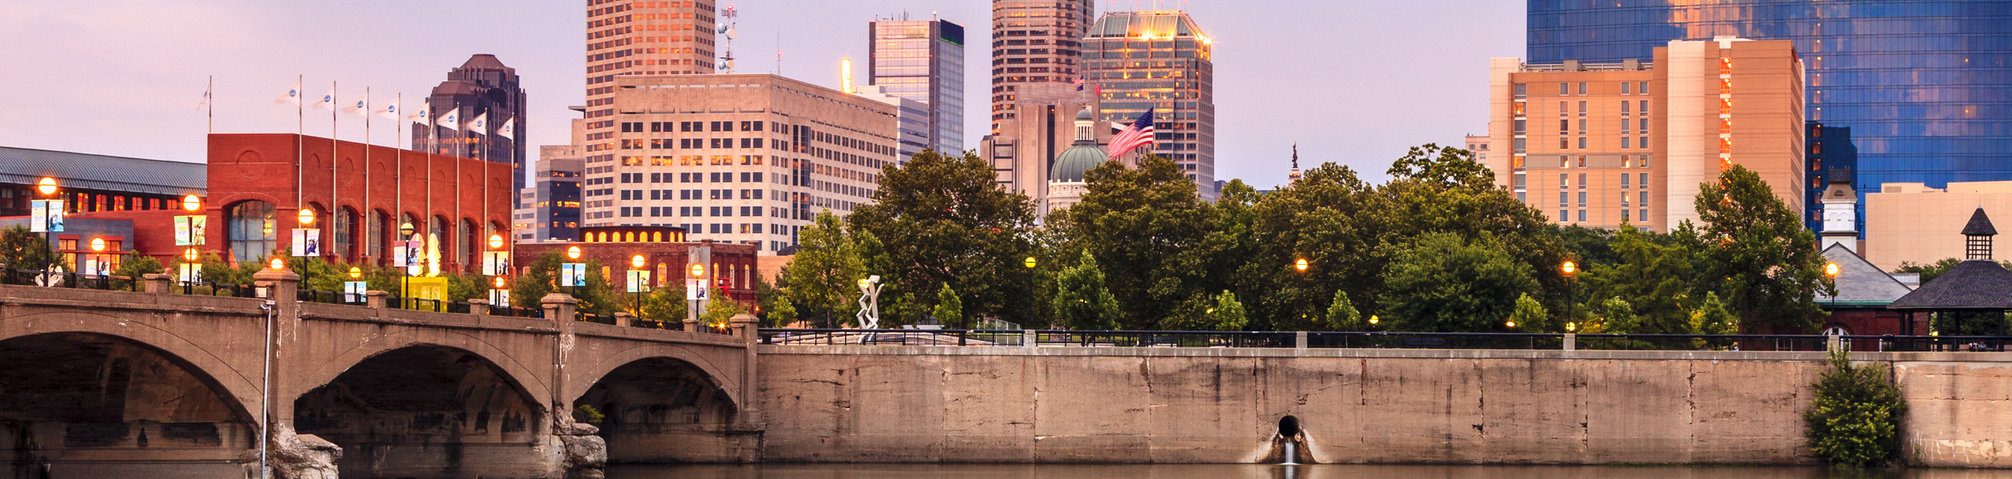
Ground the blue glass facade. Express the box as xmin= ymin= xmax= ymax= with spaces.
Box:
xmin=1530 ymin=0 xmax=2012 ymax=233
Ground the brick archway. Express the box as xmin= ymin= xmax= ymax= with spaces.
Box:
xmin=0 ymin=312 xmax=263 ymax=422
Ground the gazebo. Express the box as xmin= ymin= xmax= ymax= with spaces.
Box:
xmin=1888 ymin=208 xmax=2012 ymax=342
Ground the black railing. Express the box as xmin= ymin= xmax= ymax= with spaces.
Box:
xmin=579 ymin=313 xmax=617 ymax=325
xmin=757 ymin=328 xmax=2012 ymax=352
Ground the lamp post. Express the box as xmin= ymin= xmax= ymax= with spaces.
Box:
xmin=177 ymin=194 xmax=203 ymax=286
xmin=564 ymin=245 xmax=584 ymax=298
xmin=628 ymin=254 xmax=648 ymax=314
xmin=87 ymin=237 xmax=107 ymax=287
xmin=1561 ymin=259 xmax=1579 ymax=328
xmin=294 ymin=207 xmax=316 ymax=290
xmin=1824 ymin=261 xmax=1840 ymax=310
xmin=1024 ymin=256 xmax=1038 ymax=327
xmin=35 ymin=177 xmax=58 ymax=277
xmin=399 ymin=222 xmax=417 ymax=309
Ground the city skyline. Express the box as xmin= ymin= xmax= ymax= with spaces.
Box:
xmin=0 ymin=1 xmax=1522 ymax=190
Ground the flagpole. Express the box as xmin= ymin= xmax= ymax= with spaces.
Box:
xmin=331 ymin=81 xmax=339 ymax=260
xmin=394 ymin=93 xmax=403 ymax=268
xmin=207 ymin=75 xmax=213 ymax=134
xmin=363 ymin=87 xmax=372 ymax=264
xmin=297 ymin=74 xmax=304 ymax=209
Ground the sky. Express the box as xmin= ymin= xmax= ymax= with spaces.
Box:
xmin=0 ymin=1 xmax=1524 ymax=189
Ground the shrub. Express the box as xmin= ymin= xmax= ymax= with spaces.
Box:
xmin=1804 ymin=350 xmax=1907 ymax=467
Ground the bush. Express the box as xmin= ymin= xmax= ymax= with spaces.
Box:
xmin=1804 ymin=350 xmax=1907 ymax=467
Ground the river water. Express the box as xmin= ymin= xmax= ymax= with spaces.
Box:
xmin=608 ymin=464 xmax=2012 ymax=478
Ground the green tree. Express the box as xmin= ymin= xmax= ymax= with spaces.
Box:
xmin=0 ymin=225 xmax=62 ymax=271
xmin=882 ymin=292 xmax=926 ymax=328
xmin=1892 ymin=258 xmax=1961 ymax=284
xmin=1245 ymin=162 xmax=1385 ymax=330
xmin=1324 ymin=290 xmax=1368 ymax=331
xmin=1804 ymin=350 xmax=1907 ymax=467
xmin=575 ymin=260 xmax=618 ymax=316
xmin=1691 ymin=292 xmax=1740 ymax=349
xmin=1588 ymin=296 xmax=1641 ymax=334
xmin=699 ymin=286 xmax=747 ymax=328
xmin=781 ymin=211 xmax=862 ymax=327
xmin=1581 ymin=224 xmax=1702 ymax=334
xmin=109 ymin=255 xmax=165 ymax=290
xmin=1053 ymin=250 xmax=1121 ymax=331
xmin=848 ymin=149 xmax=1039 ymax=326
xmin=511 ymin=253 xmax=561 ymax=310
xmin=1209 ymin=290 xmax=1248 ymax=331
xmin=765 ymin=295 xmax=798 ymax=327
xmin=1695 ymin=165 xmax=1826 ymax=333
xmin=1052 ymin=154 xmax=1216 ymax=329
xmin=446 ymin=273 xmax=486 ymax=303
xmin=638 ymin=285 xmax=688 ymax=328
xmin=1508 ymin=293 xmax=1550 ymax=332
xmin=1381 ymin=232 xmax=1538 ymax=332
xmin=932 ymin=283 xmax=964 ymax=328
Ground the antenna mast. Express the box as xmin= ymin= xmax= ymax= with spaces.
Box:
xmin=717 ymin=4 xmax=739 ymax=73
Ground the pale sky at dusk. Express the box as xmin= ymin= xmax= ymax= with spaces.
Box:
xmin=0 ymin=1 xmax=1523 ymax=188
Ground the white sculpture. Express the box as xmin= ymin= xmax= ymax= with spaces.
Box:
xmin=856 ymin=275 xmax=883 ymax=330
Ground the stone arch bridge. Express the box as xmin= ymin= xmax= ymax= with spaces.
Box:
xmin=0 ymin=270 xmax=761 ymax=478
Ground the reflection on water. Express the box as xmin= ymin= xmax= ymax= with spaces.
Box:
xmin=609 ymin=464 xmax=2012 ymax=479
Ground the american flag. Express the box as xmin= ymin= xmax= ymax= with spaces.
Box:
xmin=1106 ymin=108 xmax=1155 ymax=159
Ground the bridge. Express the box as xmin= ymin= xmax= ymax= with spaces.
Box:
xmin=0 ymin=269 xmax=759 ymax=478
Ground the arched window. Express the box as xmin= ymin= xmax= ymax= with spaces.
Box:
xmin=460 ymin=218 xmax=478 ymax=272
xmin=227 ymin=201 xmax=276 ymax=264
xmin=367 ymin=210 xmax=387 ymax=265
xmin=334 ymin=207 xmax=356 ymax=262
xmin=430 ymin=216 xmax=448 ymax=271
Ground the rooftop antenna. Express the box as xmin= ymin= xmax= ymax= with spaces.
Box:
xmin=717 ymin=4 xmax=738 ymax=73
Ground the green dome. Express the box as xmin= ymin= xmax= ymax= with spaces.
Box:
xmin=1050 ymin=142 xmax=1105 ymax=183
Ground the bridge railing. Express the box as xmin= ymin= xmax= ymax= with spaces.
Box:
xmin=757 ymin=328 xmax=2004 ymax=352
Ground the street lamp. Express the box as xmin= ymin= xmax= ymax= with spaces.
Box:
xmin=87 ymin=237 xmax=106 ymax=283
xmin=489 ymin=234 xmax=506 ymax=250
xmin=35 ymin=177 xmax=57 ymax=276
xmin=1294 ymin=258 xmax=1309 ymax=273
xmin=567 ymin=245 xmax=583 ymax=261
xmin=1561 ymin=259 xmax=1580 ymax=328
xmin=629 ymin=254 xmax=648 ymax=312
xmin=36 ymin=177 xmax=57 ymax=196
xmin=563 ymin=245 xmax=585 ymax=298
xmin=1024 ymin=256 xmax=1037 ymax=269
xmin=398 ymin=222 xmax=416 ymax=308
xmin=182 ymin=194 xmax=202 ymax=212
xmin=1824 ymin=261 xmax=1840 ymax=309
xmin=269 ymin=257 xmax=286 ymax=270
xmin=296 ymin=207 xmax=315 ymax=226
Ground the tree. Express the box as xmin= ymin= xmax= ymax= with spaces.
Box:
xmin=781 ymin=211 xmax=862 ymax=327
xmin=1508 ymin=293 xmax=1550 ymax=332
xmin=0 ymin=225 xmax=61 ymax=271
xmin=1245 ymin=162 xmax=1385 ymax=331
xmin=1893 ymin=258 xmax=1962 ymax=284
xmin=1324 ymin=291 xmax=1368 ymax=331
xmin=1209 ymin=290 xmax=1248 ymax=331
xmin=638 ymin=284 xmax=688 ymax=327
xmin=1053 ymin=250 xmax=1121 ymax=331
xmin=765 ymin=296 xmax=798 ymax=327
xmin=1804 ymin=350 xmax=1907 ymax=467
xmin=699 ymin=286 xmax=746 ymax=328
xmin=848 ymin=149 xmax=1039 ymax=326
xmin=511 ymin=253 xmax=561 ymax=309
xmin=1380 ymin=232 xmax=1538 ymax=332
xmin=1581 ymin=224 xmax=1702 ymax=334
xmin=1588 ymin=296 xmax=1640 ymax=334
xmin=1691 ymin=292 xmax=1740 ymax=349
xmin=932 ymin=283 xmax=964 ymax=328
xmin=1052 ymin=154 xmax=1216 ymax=329
xmin=1694 ymin=165 xmax=1826 ymax=333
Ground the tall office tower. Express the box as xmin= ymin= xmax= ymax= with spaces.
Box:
xmin=1806 ymin=122 xmax=1858 ymax=232
xmin=1485 ymin=39 xmax=1805 ymax=232
xmin=1528 ymin=1 xmax=2012 ymax=229
xmin=584 ymin=74 xmax=898 ymax=254
xmin=1083 ymin=10 xmax=1217 ymax=199
xmin=869 ymin=17 xmax=966 ymax=155
xmin=990 ymin=0 xmax=1095 ymax=130
xmin=580 ymin=0 xmax=716 ymax=190
xmin=416 ymin=54 xmax=528 ymax=196
xmin=514 ymin=146 xmax=585 ymax=243
xmin=856 ymin=85 xmax=932 ymax=161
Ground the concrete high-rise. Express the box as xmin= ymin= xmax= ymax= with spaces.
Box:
xmin=585 ymin=74 xmax=898 ymax=254
xmin=981 ymin=82 xmax=1102 ymax=208
xmin=869 ymin=17 xmax=966 ymax=155
xmin=1485 ymin=38 xmax=1805 ymax=232
xmin=1083 ymin=10 xmax=1216 ymax=199
xmin=416 ymin=54 xmax=527 ymax=197
xmin=513 ymin=146 xmax=584 ymax=243
xmin=989 ymin=0 xmax=1095 ymax=130
xmin=580 ymin=0 xmax=716 ymax=189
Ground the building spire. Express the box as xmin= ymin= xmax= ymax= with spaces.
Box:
xmin=1287 ymin=143 xmax=1303 ymax=185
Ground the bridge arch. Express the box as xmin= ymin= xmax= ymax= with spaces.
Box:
xmin=0 ymin=311 xmax=263 ymax=421
xmin=294 ymin=343 xmax=554 ymax=476
xmin=291 ymin=329 xmax=552 ymax=404
xmin=565 ymin=343 xmax=744 ymax=411
xmin=568 ymin=346 xmax=746 ymax=464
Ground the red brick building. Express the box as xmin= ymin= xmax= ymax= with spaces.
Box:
xmin=179 ymin=133 xmax=511 ymax=272
xmin=513 ymin=226 xmax=759 ymax=304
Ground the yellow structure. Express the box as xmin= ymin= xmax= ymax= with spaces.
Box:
xmin=1863 ymin=181 xmax=2012 ymax=270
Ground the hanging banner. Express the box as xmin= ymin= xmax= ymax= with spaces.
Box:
xmin=490 ymin=289 xmax=511 ymax=308
xmin=174 ymin=216 xmax=207 ymax=246
xmin=292 ymin=228 xmax=321 ymax=257
xmin=343 ymin=281 xmax=368 ymax=303
xmin=626 ymin=270 xmax=651 ymax=293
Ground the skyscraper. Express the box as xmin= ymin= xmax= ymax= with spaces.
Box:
xmin=869 ymin=17 xmax=965 ymax=155
xmin=587 ymin=74 xmax=898 ymax=254
xmin=989 ymin=0 xmax=1095 ymax=130
xmin=580 ymin=0 xmax=717 ymax=188
xmin=416 ymin=54 xmax=527 ymax=197
xmin=1485 ymin=39 xmax=1806 ymax=231
xmin=1083 ymin=10 xmax=1216 ymax=199
xmin=514 ymin=146 xmax=583 ymax=243
xmin=1528 ymin=1 xmax=2012 ymax=230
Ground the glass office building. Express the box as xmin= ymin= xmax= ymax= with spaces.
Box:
xmin=1084 ymin=11 xmax=1217 ymax=199
xmin=1530 ymin=1 xmax=2012 ymax=232
xmin=869 ymin=18 xmax=966 ymax=155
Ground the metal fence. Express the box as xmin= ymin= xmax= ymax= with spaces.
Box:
xmin=758 ymin=328 xmax=2004 ymax=352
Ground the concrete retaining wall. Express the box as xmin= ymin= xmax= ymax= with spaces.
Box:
xmin=756 ymin=347 xmax=2012 ymax=466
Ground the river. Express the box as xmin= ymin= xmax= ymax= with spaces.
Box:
xmin=608 ymin=464 xmax=2012 ymax=478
